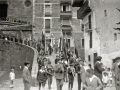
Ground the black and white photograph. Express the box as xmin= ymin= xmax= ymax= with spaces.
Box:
xmin=0 ymin=0 xmax=120 ymax=90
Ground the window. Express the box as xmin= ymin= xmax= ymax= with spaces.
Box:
xmin=88 ymin=55 xmax=91 ymax=61
xmin=88 ymin=15 xmax=91 ymax=29
xmin=82 ymin=39 xmax=84 ymax=48
xmin=114 ymin=33 xmax=117 ymax=41
xmin=94 ymin=53 xmax=97 ymax=63
xmin=90 ymin=32 xmax=92 ymax=48
xmin=82 ymin=24 xmax=84 ymax=31
xmin=61 ymin=5 xmax=70 ymax=11
xmin=104 ymin=10 xmax=107 ymax=17
xmin=45 ymin=5 xmax=50 ymax=13
xmin=0 ymin=4 xmax=8 ymax=19
xmin=45 ymin=0 xmax=50 ymax=3
xmin=45 ymin=19 xmax=50 ymax=29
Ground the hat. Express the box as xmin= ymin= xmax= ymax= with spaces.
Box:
xmin=24 ymin=61 xmax=30 ymax=64
xmin=96 ymin=56 xmax=102 ymax=60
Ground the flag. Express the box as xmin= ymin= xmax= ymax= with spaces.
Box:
xmin=63 ymin=38 xmax=67 ymax=59
xmin=41 ymin=32 xmax=45 ymax=51
xmin=75 ymin=47 xmax=78 ymax=58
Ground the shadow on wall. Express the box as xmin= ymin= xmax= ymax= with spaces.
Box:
xmin=0 ymin=39 xmax=34 ymax=71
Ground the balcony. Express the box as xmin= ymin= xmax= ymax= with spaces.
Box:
xmin=45 ymin=29 xmax=50 ymax=33
xmin=45 ymin=0 xmax=50 ymax=3
xmin=60 ymin=11 xmax=72 ymax=19
xmin=0 ymin=17 xmax=30 ymax=27
xmin=45 ymin=12 xmax=51 ymax=17
xmin=72 ymin=0 xmax=84 ymax=7
xmin=61 ymin=25 xmax=72 ymax=32
xmin=60 ymin=0 xmax=71 ymax=4
xmin=85 ymin=22 xmax=92 ymax=32
xmin=77 ymin=0 xmax=91 ymax=19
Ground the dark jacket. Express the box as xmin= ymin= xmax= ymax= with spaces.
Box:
xmin=54 ymin=64 xmax=64 ymax=79
xmin=55 ymin=58 xmax=59 ymax=64
xmin=37 ymin=70 xmax=47 ymax=83
xmin=68 ymin=67 xmax=74 ymax=79
xmin=22 ymin=67 xmax=31 ymax=83
xmin=46 ymin=64 xmax=54 ymax=76
xmin=94 ymin=61 xmax=105 ymax=81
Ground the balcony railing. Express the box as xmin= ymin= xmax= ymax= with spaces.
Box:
xmin=60 ymin=11 xmax=72 ymax=19
xmin=45 ymin=29 xmax=50 ymax=33
xmin=60 ymin=0 xmax=71 ymax=4
xmin=0 ymin=17 xmax=30 ymax=27
xmin=85 ymin=22 xmax=92 ymax=32
xmin=45 ymin=12 xmax=51 ymax=17
xmin=61 ymin=24 xmax=72 ymax=31
xmin=72 ymin=0 xmax=84 ymax=7
xmin=45 ymin=0 xmax=50 ymax=3
xmin=77 ymin=0 xmax=91 ymax=19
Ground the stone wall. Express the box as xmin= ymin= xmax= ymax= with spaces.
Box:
xmin=0 ymin=40 xmax=34 ymax=71
xmin=72 ymin=32 xmax=84 ymax=59
xmin=7 ymin=0 xmax=33 ymax=23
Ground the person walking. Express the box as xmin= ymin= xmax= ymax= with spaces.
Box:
xmin=68 ymin=63 xmax=75 ymax=90
xmin=54 ymin=60 xmax=64 ymax=90
xmin=94 ymin=56 xmax=105 ymax=90
xmin=46 ymin=60 xmax=54 ymax=90
xmin=94 ymin=56 xmax=105 ymax=82
xmin=22 ymin=61 xmax=31 ymax=90
xmin=63 ymin=58 xmax=68 ymax=82
xmin=37 ymin=66 xmax=47 ymax=90
xmin=74 ymin=59 xmax=82 ymax=90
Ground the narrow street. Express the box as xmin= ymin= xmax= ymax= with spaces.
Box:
xmin=0 ymin=53 xmax=116 ymax=90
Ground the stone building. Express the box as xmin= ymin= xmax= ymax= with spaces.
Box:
xmin=72 ymin=0 xmax=120 ymax=67
xmin=0 ymin=0 xmax=33 ymax=42
xmin=33 ymin=0 xmax=84 ymax=58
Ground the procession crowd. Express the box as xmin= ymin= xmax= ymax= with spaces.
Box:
xmin=34 ymin=50 xmax=120 ymax=90
xmin=8 ymin=50 xmax=120 ymax=90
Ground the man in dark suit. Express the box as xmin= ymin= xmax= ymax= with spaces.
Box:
xmin=94 ymin=56 xmax=105 ymax=81
xmin=75 ymin=59 xmax=81 ymax=90
xmin=94 ymin=56 xmax=105 ymax=90
xmin=22 ymin=61 xmax=31 ymax=90
xmin=54 ymin=60 xmax=64 ymax=90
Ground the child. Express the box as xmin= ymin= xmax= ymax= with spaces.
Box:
xmin=107 ymin=68 xmax=113 ymax=87
xmin=102 ymin=71 xmax=109 ymax=88
xmin=68 ymin=63 xmax=75 ymax=90
xmin=37 ymin=66 xmax=47 ymax=90
xmin=9 ymin=67 xmax=15 ymax=88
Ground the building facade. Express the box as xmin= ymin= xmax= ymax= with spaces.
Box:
xmin=0 ymin=0 xmax=33 ymax=41
xmin=33 ymin=0 xmax=84 ymax=58
xmin=73 ymin=0 xmax=120 ymax=67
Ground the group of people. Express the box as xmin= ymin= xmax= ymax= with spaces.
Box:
xmin=8 ymin=50 xmax=119 ymax=90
